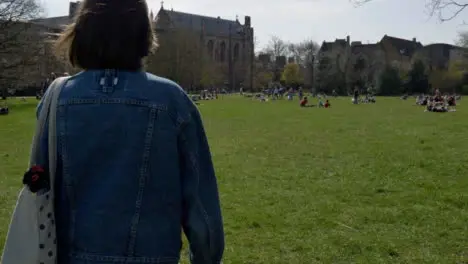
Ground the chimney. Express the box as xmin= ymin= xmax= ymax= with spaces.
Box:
xmin=244 ymin=16 xmax=251 ymax=27
xmin=346 ymin=35 xmax=350 ymax=45
xmin=69 ymin=1 xmax=79 ymax=19
xmin=413 ymin=37 xmax=416 ymax=42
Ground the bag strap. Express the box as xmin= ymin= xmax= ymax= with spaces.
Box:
xmin=29 ymin=87 xmax=54 ymax=167
xmin=28 ymin=77 xmax=69 ymax=191
xmin=48 ymin=77 xmax=69 ymax=192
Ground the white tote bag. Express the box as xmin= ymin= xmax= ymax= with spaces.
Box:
xmin=1 ymin=77 xmax=69 ymax=264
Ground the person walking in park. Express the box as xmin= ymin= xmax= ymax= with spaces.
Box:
xmin=29 ymin=0 xmax=224 ymax=263
xmin=353 ymin=87 xmax=359 ymax=104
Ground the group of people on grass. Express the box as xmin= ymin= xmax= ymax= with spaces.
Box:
xmin=246 ymin=86 xmax=333 ymax=107
xmin=416 ymin=89 xmax=458 ymax=112
xmin=352 ymin=88 xmax=376 ymax=104
xmin=192 ymin=89 xmax=220 ymax=101
xmin=300 ymin=96 xmax=331 ymax=108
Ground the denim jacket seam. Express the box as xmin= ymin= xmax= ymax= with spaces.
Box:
xmin=168 ymin=108 xmax=185 ymax=131
xmin=58 ymin=105 xmax=77 ymax=244
xmin=126 ymin=107 xmax=158 ymax=255
xmin=180 ymin=125 xmax=214 ymax=256
xmin=59 ymin=98 xmax=184 ymax=131
xmin=70 ymin=252 xmax=179 ymax=263
xmin=59 ymin=98 xmax=168 ymax=111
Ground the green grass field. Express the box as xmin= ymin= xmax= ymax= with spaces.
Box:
xmin=1 ymin=96 xmax=467 ymax=263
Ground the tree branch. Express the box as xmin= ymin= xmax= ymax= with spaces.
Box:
xmin=350 ymin=0 xmax=468 ymax=21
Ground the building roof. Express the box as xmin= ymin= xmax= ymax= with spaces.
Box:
xmin=381 ymin=35 xmax=422 ymax=56
xmin=319 ymin=42 xmax=332 ymax=52
xmin=334 ymin=39 xmax=347 ymax=47
xmin=319 ymin=38 xmax=349 ymax=53
xmin=30 ymin=16 xmax=70 ymax=30
xmin=351 ymin=43 xmax=381 ymax=53
xmin=156 ymin=8 xmax=247 ymax=37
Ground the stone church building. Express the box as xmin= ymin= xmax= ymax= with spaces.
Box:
xmin=31 ymin=2 xmax=255 ymax=90
xmin=153 ymin=5 xmax=254 ymax=90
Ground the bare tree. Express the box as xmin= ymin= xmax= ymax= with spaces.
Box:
xmin=351 ymin=0 xmax=468 ymax=21
xmin=451 ymin=31 xmax=468 ymax=72
xmin=288 ymin=40 xmax=319 ymax=87
xmin=456 ymin=31 xmax=468 ymax=47
xmin=264 ymin=36 xmax=288 ymax=58
xmin=291 ymin=41 xmax=319 ymax=65
xmin=0 ymin=0 xmax=44 ymax=89
xmin=425 ymin=0 xmax=468 ymax=21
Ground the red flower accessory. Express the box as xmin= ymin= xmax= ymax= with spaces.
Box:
xmin=23 ymin=165 xmax=49 ymax=193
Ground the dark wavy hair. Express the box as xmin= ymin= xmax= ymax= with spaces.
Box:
xmin=55 ymin=0 xmax=157 ymax=71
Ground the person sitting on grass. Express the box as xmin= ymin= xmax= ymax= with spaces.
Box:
xmin=433 ymin=102 xmax=448 ymax=112
xmin=426 ymin=100 xmax=448 ymax=112
xmin=324 ymin=99 xmax=331 ymax=108
xmin=255 ymin=93 xmax=268 ymax=102
xmin=300 ymin=96 xmax=308 ymax=107
xmin=287 ymin=88 xmax=294 ymax=100
xmin=0 ymin=106 xmax=8 ymax=115
xmin=318 ymin=99 xmax=324 ymax=108
xmin=448 ymin=96 xmax=456 ymax=106
xmin=416 ymin=94 xmax=426 ymax=105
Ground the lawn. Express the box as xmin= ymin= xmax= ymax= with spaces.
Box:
xmin=1 ymin=96 xmax=467 ymax=263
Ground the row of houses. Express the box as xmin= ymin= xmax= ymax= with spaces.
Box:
xmin=253 ymin=35 xmax=467 ymax=92
xmin=315 ymin=35 xmax=467 ymax=92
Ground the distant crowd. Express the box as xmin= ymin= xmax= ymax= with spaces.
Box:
xmin=414 ymin=89 xmax=459 ymax=112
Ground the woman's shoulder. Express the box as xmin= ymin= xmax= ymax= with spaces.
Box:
xmin=145 ymin=73 xmax=180 ymax=87
xmin=144 ymin=72 xmax=195 ymax=116
xmin=144 ymin=73 xmax=187 ymax=98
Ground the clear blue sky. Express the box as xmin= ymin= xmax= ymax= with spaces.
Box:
xmin=41 ymin=0 xmax=467 ymax=49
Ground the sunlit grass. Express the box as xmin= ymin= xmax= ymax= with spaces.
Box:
xmin=1 ymin=96 xmax=467 ymax=263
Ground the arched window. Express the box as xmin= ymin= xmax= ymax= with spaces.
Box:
xmin=233 ymin=43 xmax=239 ymax=61
xmin=220 ymin=42 xmax=226 ymax=62
xmin=207 ymin=40 xmax=214 ymax=58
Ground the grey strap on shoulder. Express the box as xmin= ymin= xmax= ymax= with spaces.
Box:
xmin=28 ymin=77 xmax=69 ymax=190
xmin=48 ymin=77 xmax=68 ymax=191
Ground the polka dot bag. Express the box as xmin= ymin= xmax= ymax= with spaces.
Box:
xmin=1 ymin=77 xmax=69 ymax=264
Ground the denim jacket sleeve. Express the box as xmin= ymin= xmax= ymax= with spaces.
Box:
xmin=178 ymin=102 xmax=224 ymax=264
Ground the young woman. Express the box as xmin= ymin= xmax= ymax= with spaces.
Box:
xmin=38 ymin=0 xmax=224 ymax=263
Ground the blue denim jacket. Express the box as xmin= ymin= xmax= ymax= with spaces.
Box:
xmin=37 ymin=70 xmax=224 ymax=264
